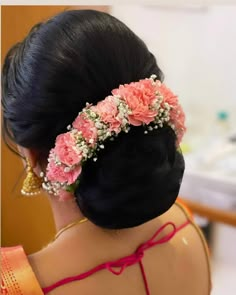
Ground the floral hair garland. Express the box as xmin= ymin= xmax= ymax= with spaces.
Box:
xmin=42 ymin=75 xmax=186 ymax=199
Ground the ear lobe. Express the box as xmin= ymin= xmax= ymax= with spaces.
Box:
xmin=17 ymin=146 xmax=38 ymax=168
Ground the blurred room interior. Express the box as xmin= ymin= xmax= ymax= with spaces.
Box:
xmin=1 ymin=2 xmax=236 ymax=294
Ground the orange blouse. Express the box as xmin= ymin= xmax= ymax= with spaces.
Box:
xmin=1 ymin=245 xmax=43 ymax=295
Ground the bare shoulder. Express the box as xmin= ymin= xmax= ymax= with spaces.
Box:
xmin=166 ymin=202 xmax=212 ymax=295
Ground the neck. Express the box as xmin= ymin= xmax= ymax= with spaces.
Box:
xmin=48 ymin=196 xmax=85 ymax=232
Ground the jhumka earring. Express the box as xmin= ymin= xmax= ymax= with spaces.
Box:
xmin=21 ymin=158 xmax=43 ymax=196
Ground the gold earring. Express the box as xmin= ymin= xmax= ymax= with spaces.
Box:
xmin=21 ymin=158 xmax=43 ymax=196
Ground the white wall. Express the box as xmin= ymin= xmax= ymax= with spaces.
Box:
xmin=112 ymin=5 xmax=236 ymax=129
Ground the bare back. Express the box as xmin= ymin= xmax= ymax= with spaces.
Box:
xmin=29 ymin=202 xmax=211 ymax=295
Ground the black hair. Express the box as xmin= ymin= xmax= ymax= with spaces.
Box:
xmin=2 ymin=9 xmax=184 ymax=229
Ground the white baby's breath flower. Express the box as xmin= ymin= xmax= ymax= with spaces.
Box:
xmin=64 ymin=167 xmax=71 ymax=173
xmin=90 ymin=111 xmax=96 ymax=118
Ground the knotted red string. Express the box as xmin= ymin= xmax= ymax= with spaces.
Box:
xmin=43 ymin=221 xmax=189 ymax=294
xmin=105 ymin=221 xmax=176 ymax=276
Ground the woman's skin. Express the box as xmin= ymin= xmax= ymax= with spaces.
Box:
xmin=23 ymin=147 xmax=210 ymax=295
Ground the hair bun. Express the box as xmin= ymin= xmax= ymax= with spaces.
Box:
xmin=75 ymin=126 xmax=184 ymax=229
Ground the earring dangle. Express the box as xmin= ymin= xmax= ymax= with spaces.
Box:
xmin=21 ymin=158 xmax=43 ymax=196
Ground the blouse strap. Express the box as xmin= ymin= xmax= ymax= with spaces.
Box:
xmin=43 ymin=221 xmax=189 ymax=294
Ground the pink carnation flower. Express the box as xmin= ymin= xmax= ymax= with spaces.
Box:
xmin=112 ymin=79 xmax=157 ymax=126
xmin=158 ymin=83 xmax=186 ymax=144
xmin=73 ymin=113 xmax=97 ymax=145
xmin=46 ymin=156 xmax=82 ymax=185
xmin=92 ymin=96 xmax=121 ymax=133
xmin=44 ymin=76 xmax=186 ymax=198
xmin=54 ymin=133 xmax=82 ymax=166
xmin=170 ymin=105 xmax=186 ymax=145
xmin=158 ymin=83 xmax=179 ymax=108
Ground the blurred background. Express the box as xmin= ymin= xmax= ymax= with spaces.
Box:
xmin=1 ymin=2 xmax=236 ymax=294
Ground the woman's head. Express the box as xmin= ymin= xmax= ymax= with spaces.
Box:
xmin=2 ymin=9 xmax=185 ymax=229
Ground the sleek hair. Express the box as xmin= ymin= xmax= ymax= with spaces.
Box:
xmin=2 ymin=10 xmax=184 ymax=229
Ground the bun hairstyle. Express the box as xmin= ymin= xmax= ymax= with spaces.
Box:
xmin=77 ymin=126 xmax=184 ymax=229
xmin=2 ymin=10 xmax=185 ymax=229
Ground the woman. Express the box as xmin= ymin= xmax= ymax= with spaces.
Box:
xmin=1 ymin=10 xmax=211 ymax=295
